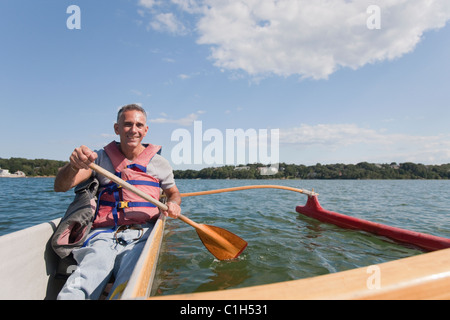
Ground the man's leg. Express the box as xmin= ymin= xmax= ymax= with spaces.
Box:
xmin=57 ymin=231 xmax=118 ymax=300
xmin=107 ymin=222 xmax=156 ymax=299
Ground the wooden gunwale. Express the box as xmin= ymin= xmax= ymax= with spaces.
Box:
xmin=120 ymin=214 xmax=166 ymax=299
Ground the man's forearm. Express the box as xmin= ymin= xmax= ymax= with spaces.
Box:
xmin=167 ymin=193 xmax=182 ymax=206
xmin=54 ymin=164 xmax=91 ymax=192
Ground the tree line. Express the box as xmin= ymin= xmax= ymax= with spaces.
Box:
xmin=0 ymin=158 xmax=67 ymax=177
xmin=1 ymin=157 xmax=450 ymax=179
xmin=174 ymin=162 xmax=450 ymax=180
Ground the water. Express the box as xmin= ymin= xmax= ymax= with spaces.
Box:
xmin=1 ymin=178 xmax=449 ymax=296
xmin=0 ymin=178 xmax=73 ymax=235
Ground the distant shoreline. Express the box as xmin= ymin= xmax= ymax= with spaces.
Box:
xmin=0 ymin=176 xmax=26 ymax=178
xmin=0 ymin=158 xmax=67 ymax=178
xmin=0 ymin=176 xmax=56 ymax=178
xmin=1 ymin=157 xmax=450 ymax=180
xmin=173 ymin=162 xmax=450 ymax=180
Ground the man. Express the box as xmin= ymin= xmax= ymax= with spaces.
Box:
xmin=54 ymin=104 xmax=181 ymax=299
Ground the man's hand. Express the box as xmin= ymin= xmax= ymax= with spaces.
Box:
xmin=54 ymin=145 xmax=97 ymax=192
xmin=70 ymin=145 xmax=98 ymax=171
xmin=162 ymin=201 xmax=181 ymax=219
xmin=162 ymin=185 xmax=182 ymax=219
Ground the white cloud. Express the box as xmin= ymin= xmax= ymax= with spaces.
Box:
xmin=198 ymin=0 xmax=450 ymax=79
xmin=138 ymin=0 xmax=158 ymax=9
xmin=280 ymin=124 xmax=387 ymax=146
xmin=139 ymin=0 xmax=450 ymax=79
xmin=149 ymin=111 xmax=204 ymax=126
xmin=149 ymin=12 xmax=188 ymax=35
xmin=280 ymin=123 xmax=450 ymax=164
xmin=178 ymin=73 xmax=191 ymax=80
xmin=130 ymin=89 xmax=143 ymax=96
xmin=170 ymin=0 xmax=204 ymax=14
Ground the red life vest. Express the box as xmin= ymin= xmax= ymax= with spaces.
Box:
xmin=93 ymin=141 xmax=162 ymax=229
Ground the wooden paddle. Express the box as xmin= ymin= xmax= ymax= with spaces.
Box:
xmin=89 ymin=163 xmax=247 ymax=260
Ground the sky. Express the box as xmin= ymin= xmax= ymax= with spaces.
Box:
xmin=1 ymin=0 xmax=450 ymax=170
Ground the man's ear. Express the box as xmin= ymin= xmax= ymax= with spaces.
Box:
xmin=114 ymin=123 xmax=119 ymax=135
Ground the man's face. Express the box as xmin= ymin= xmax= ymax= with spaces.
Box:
xmin=114 ymin=110 xmax=149 ymax=149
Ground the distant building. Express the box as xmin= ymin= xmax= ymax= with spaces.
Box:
xmin=0 ymin=168 xmax=26 ymax=178
xmin=234 ymin=166 xmax=250 ymax=171
xmin=258 ymin=166 xmax=279 ymax=175
xmin=0 ymin=168 xmax=11 ymax=176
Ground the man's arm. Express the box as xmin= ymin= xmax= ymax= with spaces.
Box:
xmin=162 ymin=185 xmax=182 ymax=219
xmin=54 ymin=145 xmax=97 ymax=192
xmin=54 ymin=164 xmax=92 ymax=192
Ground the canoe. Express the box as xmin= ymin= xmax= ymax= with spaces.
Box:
xmin=296 ymin=195 xmax=450 ymax=252
xmin=0 ymin=215 xmax=166 ymax=300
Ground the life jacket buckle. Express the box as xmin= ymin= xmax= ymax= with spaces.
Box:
xmin=117 ymin=201 xmax=129 ymax=209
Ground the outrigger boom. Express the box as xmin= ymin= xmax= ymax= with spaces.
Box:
xmin=181 ymin=185 xmax=318 ymax=198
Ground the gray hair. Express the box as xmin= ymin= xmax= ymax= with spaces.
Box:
xmin=116 ymin=104 xmax=147 ymax=123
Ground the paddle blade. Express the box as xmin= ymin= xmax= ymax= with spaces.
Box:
xmin=196 ymin=225 xmax=248 ymax=260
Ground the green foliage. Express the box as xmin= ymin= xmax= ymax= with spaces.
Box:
xmin=2 ymin=157 xmax=449 ymax=179
xmin=174 ymin=162 xmax=450 ymax=180
xmin=0 ymin=158 xmax=67 ymax=177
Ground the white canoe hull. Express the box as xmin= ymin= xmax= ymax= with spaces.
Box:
xmin=0 ymin=215 xmax=166 ymax=300
xmin=0 ymin=219 xmax=63 ymax=299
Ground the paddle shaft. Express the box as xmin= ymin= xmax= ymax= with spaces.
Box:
xmin=89 ymin=163 xmax=201 ymax=229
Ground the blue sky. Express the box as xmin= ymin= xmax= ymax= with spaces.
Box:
xmin=1 ymin=0 xmax=450 ymax=169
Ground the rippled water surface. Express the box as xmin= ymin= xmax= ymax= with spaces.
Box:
xmin=0 ymin=178 xmax=73 ymax=235
xmin=1 ymin=178 xmax=449 ymax=296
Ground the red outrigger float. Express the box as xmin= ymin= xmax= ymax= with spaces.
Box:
xmin=296 ymin=195 xmax=450 ymax=252
xmin=181 ymin=185 xmax=450 ymax=252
